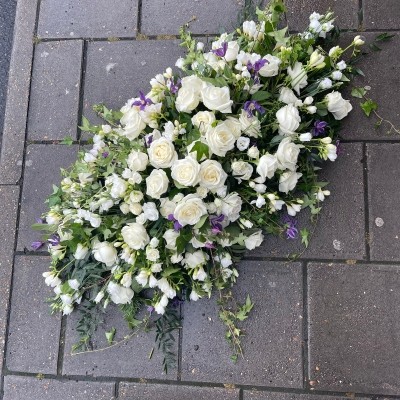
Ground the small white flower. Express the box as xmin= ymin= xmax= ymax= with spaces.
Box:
xmin=319 ymin=78 xmax=332 ymax=90
xmin=247 ymin=146 xmax=259 ymax=159
xmin=244 ymin=230 xmax=264 ymax=250
xmin=336 ymin=60 xmax=347 ymax=70
xmin=175 ymin=57 xmax=185 ymax=69
xmin=121 ymin=272 xmax=133 ymax=288
xmin=299 ymin=132 xmax=312 ymax=142
xmin=68 ymin=279 xmax=80 ymax=290
xmin=331 ymin=70 xmax=343 ymax=80
xmin=236 ymin=136 xmax=250 ymax=151
xmin=94 ymin=291 xmax=105 ymax=303
xmin=107 ymin=281 xmax=134 ymax=304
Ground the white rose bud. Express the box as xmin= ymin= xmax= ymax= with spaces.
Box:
xmin=326 ymin=91 xmax=353 ymax=120
xmin=236 ymin=136 xmax=250 ymax=151
xmin=336 ymin=60 xmax=347 ymax=70
xmin=121 ymin=223 xmax=150 ymax=250
xmin=279 ymin=171 xmax=302 ymax=193
xmin=306 ymin=106 xmax=317 ymax=114
xmin=247 ymin=146 xmax=259 ymax=159
xmin=74 ymin=243 xmax=88 ymax=260
xmin=232 ymin=160 xmax=253 ymax=181
xmin=276 ymin=137 xmax=301 ymax=171
xmin=319 ymin=78 xmax=332 ymax=90
xmin=331 ymin=70 xmax=343 ymax=80
xmin=256 ymin=153 xmax=278 ymax=182
xmin=299 ymin=132 xmax=312 ymax=142
xmin=276 ymin=104 xmax=301 ymax=136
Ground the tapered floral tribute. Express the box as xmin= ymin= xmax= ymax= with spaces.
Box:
xmin=35 ymin=1 xmax=365 ymax=368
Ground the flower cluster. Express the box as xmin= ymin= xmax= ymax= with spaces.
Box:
xmin=36 ymin=2 xmax=363 ymax=350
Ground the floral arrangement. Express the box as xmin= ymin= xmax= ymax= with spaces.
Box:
xmin=35 ymin=0 xmax=367 ymax=369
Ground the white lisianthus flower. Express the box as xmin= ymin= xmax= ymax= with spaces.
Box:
xmin=221 ymin=192 xmax=242 ymax=222
xmin=46 ymin=211 xmax=61 ymax=225
xmin=256 ymin=153 xmax=278 ymax=182
xmin=190 ymin=290 xmax=201 ymax=301
xmin=259 ymin=54 xmax=281 ymax=77
xmin=193 ymin=266 xmax=207 ymax=281
xmin=329 ymin=45 xmax=342 ymax=58
xmin=224 ymin=116 xmax=242 ymax=139
xmin=63 ymin=304 xmax=74 ymax=315
xmin=191 ymin=111 xmax=216 ymax=135
xmin=197 ymin=42 xmax=204 ymax=51
xmin=326 ymin=143 xmax=338 ymax=161
xmin=204 ymin=52 xmax=226 ymax=71
xmin=244 ymin=230 xmax=264 ymax=250
xmin=136 ymin=269 xmax=149 ymax=287
xmin=163 ymin=229 xmax=179 ymax=250
xmin=306 ymin=106 xmax=317 ymax=114
xmin=205 ymin=121 xmax=236 ymax=157
xmin=353 ymin=35 xmax=365 ymax=46
xmin=157 ymin=277 xmax=176 ymax=298
xmin=154 ymin=294 xmax=169 ymax=315
xmin=92 ymin=241 xmax=118 ymax=267
xmin=175 ymin=86 xmax=200 ymax=113
xmin=175 ymin=57 xmax=185 ymax=69
xmin=129 ymin=190 xmax=144 ymax=204
xmin=146 ymin=246 xmax=160 ymax=262
xmin=299 ymin=132 xmax=312 ymax=142
xmin=319 ymin=77 xmax=332 ymax=90
xmin=336 ymin=60 xmax=347 ymax=70
xmin=276 ymin=104 xmax=301 ymax=136
xmin=146 ymin=169 xmax=169 ymax=199
xmin=308 ymin=49 xmax=325 ymax=68
xmin=68 ymin=279 xmax=80 ymax=290
xmin=127 ymin=150 xmax=149 ymax=172
xmin=121 ymin=223 xmax=150 ymax=250
xmin=121 ymin=272 xmax=132 ymax=288
xmin=129 ymin=203 xmax=142 ymax=215
xmin=247 ymin=146 xmax=259 ymax=159
xmin=279 ymin=171 xmax=303 ymax=193
xmin=150 ymin=237 xmax=159 ymax=248
xmin=184 ymin=250 xmax=207 ymax=268
xmin=136 ymin=213 xmax=147 ymax=225
xmin=120 ymin=108 xmax=146 ymax=140
xmin=278 ymin=87 xmax=302 ymax=106
xmin=108 ymin=174 xmax=128 ymax=199
xmin=286 ymin=202 xmax=302 ymax=216
xmin=326 ymin=91 xmax=353 ymax=120
xmin=199 ymin=160 xmax=227 ymax=191
xmin=173 ymin=194 xmax=208 ymax=226
xmin=251 ymin=194 xmax=266 ymax=208
xmin=181 ymin=75 xmax=204 ymax=94
xmin=315 ymin=188 xmax=331 ymax=201
xmin=239 ymin=109 xmax=261 ymax=137
xmin=43 ymin=271 xmax=61 ymax=288
xmin=107 ymin=281 xmax=134 ymax=304
xmin=142 ymin=202 xmax=159 ymax=221
xmin=304 ymin=96 xmax=314 ymax=105
xmin=331 ymin=70 xmax=343 ymax=80
xmin=287 ymin=62 xmax=308 ymax=94
xmin=171 ymin=155 xmax=201 ymax=187
xmin=74 ymin=243 xmax=88 ymax=260
xmin=159 ymin=198 xmax=176 ymax=218
xmin=276 ymin=137 xmax=301 ymax=171
xmin=94 ymin=291 xmax=104 ymax=303
xmin=148 ymin=137 xmax=178 ymax=168
xmin=236 ymin=136 xmax=250 ymax=151
xmin=232 ymin=160 xmax=253 ymax=181
xmin=201 ymin=85 xmax=233 ymax=113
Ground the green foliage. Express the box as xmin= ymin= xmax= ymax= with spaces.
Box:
xmin=351 ymin=87 xmax=367 ymax=98
xmin=300 ymin=228 xmax=310 ymax=248
xmin=61 ymin=136 xmax=74 ymax=145
xmin=105 ymin=327 xmax=116 ymax=344
xmin=360 ymin=99 xmax=378 ymax=117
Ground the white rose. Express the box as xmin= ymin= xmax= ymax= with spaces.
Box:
xmin=171 ymin=156 xmax=201 ymax=187
xmin=276 ymin=104 xmax=301 ymax=136
xmin=142 ymin=202 xmax=159 ymax=221
xmin=236 ymin=136 xmax=250 ymax=151
xmin=287 ymin=62 xmax=308 ymax=94
xmin=244 ymin=230 xmax=264 ymax=250
xmin=121 ymin=222 xmax=150 ymax=250
xmin=173 ymin=194 xmax=208 ymax=226
xmin=160 ymin=198 xmax=176 ymax=218
xmin=326 ymin=91 xmax=353 ymax=120
xmin=146 ymin=169 xmax=169 ymax=199
xmin=225 ymin=41 xmax=240 ymax=62
xmin=239 ymin=110 xmax=261 ymax=137
xmin=259 ymin=54 xmax=281 ymax=77
xmin=92 ymin=241 xmax=118 ymax=267
xmin=109 ymin=175 xmax=127 ymax=199
xmin=107 ymin=281 xmax=134 ymax=304
xmin=129 ymin=203 xmax=142 ymax=215
xmin=278 ymin=87 xmax=301 ymax=106
xmin=279 ymin=171 xmax=302 ymax=193
xmin=192 ymin=266 xmax=207 ymax=281
xmin=276 ymin=137 xmax=301 ymax=171
xmin=163 ymin=229 xmax=180 ymax=250
xmin=127 ymin=150 xmax=149 ymax=172
xmin=129 ymin=190 xmax=144 ymax=204
xmin=256 ymin=153 xmax=278 ymax=182
xmin=232 ymin=160 xmax=253 ymax=181
xmin=199 ymin=160 xmax=227 ymax=191
xmin=120 ymin=108 xmax=146 ymax=140
xmin=247 ymin=146 xmax=259 ymax=158
xmin=205 ymin=121 xmax=236 ymax=157
xmin=74 ymin=243 xmax=88 ymax=260
xmin=191 ymin=111 xmax=216 ymax=135
xmin=181 ymin=75 xmax=205 ymax=94
xmin=184 ymin=250 xmax=207 ymax=268
xmin=201 ymin=85 xmax=233 ymax=113
xmin=146 ymin=247 xmax=160 ymax=261
xmin=148 ymin=137 xmax=177 ymax=168
xmin=221 ymin=192 xmax=242 ymax=222
xmin=175 ymin=86 xmax=200 ymax=113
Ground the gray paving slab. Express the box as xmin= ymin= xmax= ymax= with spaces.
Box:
xmin=17 ymin=144 xmax=78 ymax=251
xmin=342 ymin=32 xmax=400 ymax=141
xmin=0 ymin=186 xmax=19 ymax=380
xmin=141 ymin=0 xmax=244 ymax=35
xmin=82 ymin=40 xmax=185 ymax=129
xmin=6 ymin=256 xmax=61 ymax=374
xmin=37 ymin=0 xmax=138 ymax=39
xmin=62 ymin=304 xmax=178 ymax=379
xmin=27 ymin=41 xmax=83 ymax=141
xmin=364 ymin=0 xmax=400 ymax=30
xmin=285 ymin=0 xmax=359 ymax=31
xmin=308 ymin=263 xmax=400 ymax=395
xmin=3 ymin=375 xmax=115 ymax=400
xmin=181 ymin=260 xmax=303 ymax=387
xmin=0 ymin=0 xmax=38 ymax=184
xmin=243 ymin=392 xmax=364 ymax=400
xmin=367 ymin=143 xmax=400 ymax=261
xmin=252 ymin=143 xmax=366 ymax=261
xmin=119 ymin=382 xmax=239 ymax=399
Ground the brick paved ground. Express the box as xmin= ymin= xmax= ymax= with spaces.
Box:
xmin=0 ymin=0 xmax=399 ymax=399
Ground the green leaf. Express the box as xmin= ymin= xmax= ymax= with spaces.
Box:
xmin=360 ymin=99 xmax=378 ymax=117
xmin=351 ymin=87 xmax=367 ymax=98
xmin=194 ymin=214 xmax=208 ymax=229
xmin=375 ymin=32 xmax=395 ymax=42
xmin=105 ymin=327 xmax=116 ymax=344
xmin=251 ymin=91 xmax=272 ymax=102
xmin=60 ymin=136 xmax=74 ymax=145
xmin=300 ymin=228 xmax=310 ymax=248
xmin=190 ymin=141 xmax=209 ymax=161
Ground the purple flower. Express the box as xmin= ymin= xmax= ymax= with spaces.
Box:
xmin=210 ymin=214 xmax=225 ymax=235
xmin=168 ymin=214 xmax=183 ymax=232
xmin=147 ymin=305 xmax=155 ymax=314
xmin=205 ymin=242 xmax=215 ymax=249
xmin=312 ymin=120 xmax=328 ymax=136
xmin=212 ymin=42 xmax=228 ymax=57
xmin=282 ymin=215 xmax=298 ymax=240
xmin=132 ymin=91 xmax=153 ymax=110
xmin=247 ymin=58 xmax=268 ymax=74
xmin=31 ymin=241 xmax=45 ymax=251
xmin=243 ymin=100 xmax=265 ymax=118
xmin=48 ymin=234 xmax=60 ymax=246
xmin=145 ymin=134 xmax=154 ymax=147
xmin=169 ymin=78 xmax=181 ymax=94
xmin=102 ymin=151 xmax=109 ymax=158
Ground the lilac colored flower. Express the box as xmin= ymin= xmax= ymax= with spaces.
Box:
xmin=132 ymin=91 xmax=153 ymax=110
xmin=210 ymin=214 xmax=225 ymax=235
xmin=169 ymin=78 xmax=181 ymax=94
xmin=102 ymin=151 xmax=109 ymax=158
xmin=247 ymin=58 xmax=268 ymax=74
xmin=212 ymin=42 xmax=228 ymax=57
xmin=48 ymin=234 xmax=60 ymax=246
xmin=168 ymin=214 xmax=183 ymax=231
xmin=205 ymin=242 xmax=215 ymax=249
xmin=145 ymin=134 xmax=154 ymax=147
xmin=243 ymin=100 xmax=265 ymax=118
xmin=312 ymin=120 xmax=328 ymax=136
xmin=147 ymin=305 xmax=155 ymax=314
xmin=282 ymin=214 xmax=298 ymax=240
xmin=31 ymin=241 xmax=45 ymax=251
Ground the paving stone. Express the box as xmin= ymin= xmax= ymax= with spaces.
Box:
xmin=0 ymin=0 xmax=38 ymax=184
xmin=341 ymin=32 xmax=400 ymax=141
xmin=3 ymin=375 xmax=115 ymax=400
xmin=364 ymin=0 xmax=400 ymax=30
xmin=308 ymin=263 xmax=400 ymax=395
xmin=243 ymin=391 xmax=363 ymax=400
xmin=252 ymin=143 xmax=366 ymax=260
xmin=62 ymin=304 xmax=178 ymax=379
xmin=285 ymin=0 xmax=359 ymax=31
xmin=6 ymin=256 xmax=61 ymax=374
xmin=27 ymin=41 xmax=83 ymax=140
xmin=119 ymin=382 xmax=239 ymax=399
xmin=181 ymin=260 xmax=303 ymax=387
xmin=367 ymin=143 xmax=400 ymax=261
xmin=82 ymin=40 xmax=185 ymax=128
xmin=0 ymin=186 xmax=20 ymax=379
xmin=17 ymin=144 xmax=78 ymax=251
xmin=141 ymin=0 xmax=244 ymax=35
xmin=37 ymin=0 xmax=138 ymax=39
